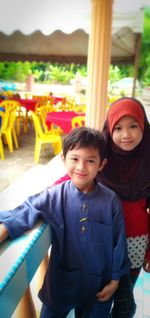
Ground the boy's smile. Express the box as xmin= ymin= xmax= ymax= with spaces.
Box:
xmin=62 ymin=146 xmax=105 ymax=193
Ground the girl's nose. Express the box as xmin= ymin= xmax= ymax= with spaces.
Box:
xmin=122 ymin=129 xmax=130 ymax=138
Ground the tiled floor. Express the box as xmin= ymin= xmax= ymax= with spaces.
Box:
xmin=134 ymin=269 xmax=150 ymax=317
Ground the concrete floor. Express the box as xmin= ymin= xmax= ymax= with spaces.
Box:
xmin=0 ymin=121 xmax=55 ymax=192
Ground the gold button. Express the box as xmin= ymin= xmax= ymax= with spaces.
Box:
xmin=82 ymin=203 xmax=88 ymax=212
xmin=80 ymin=217 xmax=88 ymax=222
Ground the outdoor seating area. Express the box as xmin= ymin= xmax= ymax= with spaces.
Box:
xmin=0 ymin=90 xmax=86 ymax=162
xmin=0 ymin=89 xmax=124 ymax=162
xmin=0 ymin=85 xmax=126 ymax=163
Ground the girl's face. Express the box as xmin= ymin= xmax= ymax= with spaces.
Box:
xmin=112 ymin=115 xmax=143 ymax=151
xmin=62 ymin=146 xmax=106 ymax=193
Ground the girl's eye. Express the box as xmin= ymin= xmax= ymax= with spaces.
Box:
xmin=131 ymin=123 xmax=139 ymax=128
xmin=114 ymin=126 xmax=121 ymax=131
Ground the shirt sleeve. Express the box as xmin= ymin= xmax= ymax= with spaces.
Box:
xmin=0 ymin=189 xmax=51 ymax=239
xmin=145 ymin=206 xmax=150 ymax=261
xmin=111 ymin=195 xmax=130 ymax=279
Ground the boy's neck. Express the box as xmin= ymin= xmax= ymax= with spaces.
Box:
xmin=74 ymin=180 xmax=96 ymax=193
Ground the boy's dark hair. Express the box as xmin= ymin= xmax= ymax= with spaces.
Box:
xmin=63 ymin=126 xmax=106 ymax=160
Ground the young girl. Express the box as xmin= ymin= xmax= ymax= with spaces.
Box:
xmin=98 ymin=97 xmax=150 ymax=317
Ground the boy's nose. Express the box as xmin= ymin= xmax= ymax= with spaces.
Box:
xmin=77 ymin=161 xmax=85 ymax=170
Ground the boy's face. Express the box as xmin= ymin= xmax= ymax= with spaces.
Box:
xmin=62 ymin=146 xmax=106 ymax=193
xmin=112 ymin=115 xmax=143 ymax=151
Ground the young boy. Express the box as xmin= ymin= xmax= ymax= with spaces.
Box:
xmin=0 ymin=127 xmax=130 ymax=318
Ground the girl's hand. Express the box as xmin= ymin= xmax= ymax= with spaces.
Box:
xmin=143 ymin=259 xmax=150 ymax=272
xmin=96 ymin=280 xmax=119 ymax=302
xmin=146 ymin=207 xmax=150 ymax=214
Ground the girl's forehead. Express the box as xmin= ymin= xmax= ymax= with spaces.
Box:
xmin=115 ymin=115 xmax=138 ymax=124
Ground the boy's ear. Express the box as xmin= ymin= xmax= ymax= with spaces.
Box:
xmin=61 ymin=153 xmax=65 ymax=163
xmin=98 ymin=158 xmax=107 ymax=172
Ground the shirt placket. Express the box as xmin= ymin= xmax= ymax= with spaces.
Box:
xmin=79 ymin=201 xmax=88 ymax=241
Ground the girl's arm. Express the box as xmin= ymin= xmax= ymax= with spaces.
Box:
xmin=143 ymin=250 xmax=150 ymax=272
xmin=143 ymin=202 xmax=150 ymax=272
xmin=51 ymin=174 xmax=70 ymax=187
xmin=146 ymin=196 xmax=150 ymax=214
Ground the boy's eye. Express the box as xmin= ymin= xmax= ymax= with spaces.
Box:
xmin=88 ymin=159 xmax=95 ymax=163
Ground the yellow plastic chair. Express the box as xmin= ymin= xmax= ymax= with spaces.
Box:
xmin=39 ymin=104 xmax=63 ymax=135
xmin=0 ymin=99 xmax=24 ymax=135
xmin=30 ymin=111 xmax=62 ymax=164
xmin=1 ymin=107 xmax=19 ymax=153
xmin=0 ymin=132 xmax=4 ymax=160
xmin=61 ymin=96 xmax=76 ymax=111
xmin=71 ymin=116 xmax=85 ymax=129
xmin=0 ymin=111 xmax=5 ymax=160
xmin=75 ymin=104 xmax=86 ymax=113
xmin=0 ymin=99 xmax=20 ymax=110
xmin=34 ymin=96 xmax=50 ymax=116
xmin=39 ymin=104 xmax=54 ymax=134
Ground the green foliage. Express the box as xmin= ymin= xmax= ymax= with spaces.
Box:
xmin=109 ymin=64 xmax=135 ymax=85
xmin=142 ymin=7 xmax=150 ymax=41
xmin=0 ymin=61 xmax=31 ymax=82
xmin=47 ymin=64 xmax=72 ymax=84
xmin=0 ymin=62 xmax=6 ymax=78
xmin=138 ymin=7 xmax=150 ymax=85
xmin=0 ymin=61 xmax=88 ymax=85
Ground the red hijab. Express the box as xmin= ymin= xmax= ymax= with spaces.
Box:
xmin=98 ymin=97 xmax=150 ymax=201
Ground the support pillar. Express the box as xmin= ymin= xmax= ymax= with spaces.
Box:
xmin=132 ymin=33 xmax=141 ymax=97
xmin=86 ymin=0 xmax=113 ymax=130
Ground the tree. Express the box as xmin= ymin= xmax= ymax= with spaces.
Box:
xmin=138 ymin=7 xmax=150 ymax=85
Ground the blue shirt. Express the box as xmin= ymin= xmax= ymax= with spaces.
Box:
xmin=0 ymin=180 xmax=130 ymax=311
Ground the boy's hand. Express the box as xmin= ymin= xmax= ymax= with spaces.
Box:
xmin=143 ymin=258 xmax=150 ymax=272
xmin=96 ymin=280 xmax=119 ymax=302
xmin=0 ymin=223 xmax=9 ymax=243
